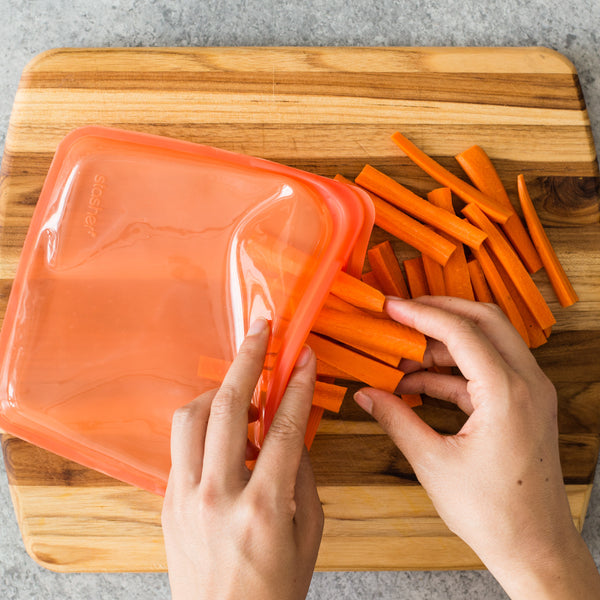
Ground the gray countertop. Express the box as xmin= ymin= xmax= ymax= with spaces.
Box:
xmin=0 ymin=1 xmax=598 ymax=598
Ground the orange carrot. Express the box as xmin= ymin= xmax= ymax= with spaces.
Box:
xmin=246 ymin=235 xmax=385 ymax=313
xmin=304 ymin=405 xmax=324 ymax=450
xmin=471 ymin=245 xmax=530 ymax=344
xmin=307 ymin=333 xmax=405 ymax=393
xmin=422 ymin=254 xmax=446 ymax=295
xmin=316 ymin=359 xmax=359 ymax=381
xmin=467 ymin=258 xmax=494 ymax=303
xmin=400 ymin=393 xmax=423 ymax=408
xmin=462 ymin=203 xmax=556 ymax=331
xmin=403 ymin=256 xmax=430 ymax=298
xmin=427 ymin=187 xmax=475 ymax=301
xmin=489 ymin=253 xmax=548 ymax=348
xmin=331 ymin=270 xmax=385 ymax=312
xmin=390 ymin=132 xmax=512 ymax=224
xmin=455 ymin=145 xmax=542 ymax=273
xmin=312 ymin=306 xmax=426 ymax=363
xmin=361 ymin=270 xmax=382 ymax=290
xmin=517 ymin=174 xmax=579 ymax=308
xmin=313 ymin=380 xmax=347 ymax=413
xmin=324 ymin=293 xmax=365 ymax=315
xmin=335 ymin=174 xmax=456 ymax=265
xmin=356 ymin=164 xmax=487 ymax=250
xmin=367 ymin=241 xmax=410 ymax=298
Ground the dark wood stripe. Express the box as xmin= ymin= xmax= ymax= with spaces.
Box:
xmin=19 ymin=71 xmax=584 ymax=110
xmin=5 ymin=431 xmax=597 ymax=487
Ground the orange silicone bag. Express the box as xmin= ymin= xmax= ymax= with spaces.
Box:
xmin=0 ymin=127 xmax=371 ymax=494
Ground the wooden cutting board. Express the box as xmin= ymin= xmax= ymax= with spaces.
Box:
xmin=1 ymin=47 xmax=599 ymax=573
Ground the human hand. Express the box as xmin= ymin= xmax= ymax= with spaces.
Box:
xmin=354 ymin=296 xmax=600 ymax=600
xmin=162 ymin=318 xmax=323 ymax=600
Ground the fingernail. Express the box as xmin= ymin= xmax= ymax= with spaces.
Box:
xmin=246 ymin=318 xmax=268 ymax=337
xmin=354 ymin=390 xmax=373 ymax=414
xmin=296 ymin=345 xmax=312 ymax=368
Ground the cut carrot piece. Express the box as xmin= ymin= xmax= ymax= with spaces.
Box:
xmin=356 ymin=165 xmax=487 ymax=250
xmin=517 ymin=174 xmax=579 ymax=308
xmin=390 ymin=132 xmax=512 ymax=224
xmin=330 ymin=270 xmax=386 ymax=313
xmin=307 ymin=333 xmax=405 ymax=393
xmin=455 ymin=145 xmax=542 ymax=274
xmin=422 ymin=254 xmax=446 ymax=295
xmin=403 ymin=256 xmax=430 ymax=298
xmin=471 ymin=245 xmax=530 ymax=345
xmin=312 ymin=306 xmax=426 ymax=363
xmin=316 ymin=359 xmax=359 ymax=381
xmin=467 ymin=258 xmax=494 ymax=303
xmin=368 ymin=241 xmax=410 ymax=298
xmin=427 ymin=187 xmax=475 ymax=301
xmin=313 ymin=380 xmax=347 ymax=413
xmin=361 ymin=270 xmax=382 ymax=290
xmin=489 ymin=253 xmax=548 ymax=348
xmin=462 ymin=203 xmax=556 ymax=331
xmin=324 ymin=293 xmax=365 ymax=315
xmin=335 ymin=174 xmax=457 ymax=266
xmin=401 ymin=393 xmax=423 ymax=407
xmin=304 ymin=405 xmax=324 ymax=450
xmin=246 ymin=235 xmax=385 ymax=313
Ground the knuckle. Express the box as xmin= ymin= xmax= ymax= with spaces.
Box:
xmin=209 ymin=384 xmax=239 ymax=419
xmin=171 ymin=394 xmax=212 ymax=430
xmin=267 ymin=412 xmax=305 ymax=443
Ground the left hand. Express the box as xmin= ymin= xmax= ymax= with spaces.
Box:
xmin=161 ymin=318 xmax=324 ymax=600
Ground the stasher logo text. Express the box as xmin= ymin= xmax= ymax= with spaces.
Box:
xmin=84 ymin=174 xmax=105 ymax=238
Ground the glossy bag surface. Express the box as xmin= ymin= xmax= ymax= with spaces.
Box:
xmin=0 ymin=127 xmax=371 ymax=494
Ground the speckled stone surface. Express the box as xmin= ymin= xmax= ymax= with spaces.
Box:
xmin=0 ymin=1 xmax=598 ymax=598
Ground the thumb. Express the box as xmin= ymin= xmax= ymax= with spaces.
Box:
xmin=354 ymin=387 xmax=444 ymax=469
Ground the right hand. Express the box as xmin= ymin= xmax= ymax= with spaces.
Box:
xmin=354 ymin=296 xmax=600 ymax=599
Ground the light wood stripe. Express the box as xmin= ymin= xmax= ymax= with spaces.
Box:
xmin=26 ymin=47 xmax=579 ymax=75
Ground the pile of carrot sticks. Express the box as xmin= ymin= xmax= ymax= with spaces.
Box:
xmin=200 ymin=132 xmax=579 ymax=450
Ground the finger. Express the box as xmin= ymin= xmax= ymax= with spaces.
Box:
xmin=293 ymin=448 xmax=324 ymax=559
xmin=251 ymin=345 xmax=316 ymax=499
xmin=397 ymin=370 xmax=474 ymax=415
xmin=202 ymin=318 xmax=270 ymax=491
xmin=168 ymin=389 xmax=216 ymax=489
xmin=404 ymin=296 xmax=540 ymax=379
xmin=354 ymin=387 xmax=445 ymax=470
xmin=399 ymin=339 xmax=457 ymax=374
xmin=385 ymin=298 xmax=512 ymax=393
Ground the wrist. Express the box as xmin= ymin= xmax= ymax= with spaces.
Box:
xmin=484 ymin=525 xmax=600 ymax=600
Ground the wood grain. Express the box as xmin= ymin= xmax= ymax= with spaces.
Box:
xmin=0 ymin=46 xmax=599 ymax=572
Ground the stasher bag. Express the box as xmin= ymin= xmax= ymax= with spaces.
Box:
xmin=0 ymin=127 xmax=372 ymax=495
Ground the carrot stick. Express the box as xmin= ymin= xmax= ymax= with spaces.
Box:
xmin=324 ymin=293 xmax=365 ymax=315
xmin=462 ymin=203 xmax=556 ymax=331
xmin=316 ymin=359 xmax=359 ymax=381
xmin=330 ymin=270 xmax=386 ymax=312
xmin=467 ymin=258 xmax=494 ymax=303
xmin=312 ymin=306 xmax=426 ymax=363
xmin=367 ymin=241 xmax=410 ymax=298
xmin=361 ymin=270 xmax=382 ymax=291
xmin=246 ymin=235 xmax=385 ymax=313
xmin=427 ymin=188 xmax=475 ymax=301
xmin=356 ymin=165 xmax=487 ymax=251
xmin=307 ymin=333 xmax=405 ymax=393
xmin=455 ymin=145 xmax=543 ymax=273
xmin=471 ymin=245 xmax=530 ymax=345
xmin=390 ymin=132 xmax=512 ymax=224
xmin=403 ymin=256 xmax=430 ymax=298
xmin=400 ymin=393 xmax=423 ymax=408
xmin=422 ymin=254 xmax=446 ymax=295
xmin=335 ymin=174 xmax=457 ymax=266
xmin=304 ymin=405 xmax=324 ymax=450
xmin=313 ymin=380 xmax=347 ymax=413
xmin=489 ymin=252 xmax=548 ymax=348
xmin=517 ymin=174 xmax=579 ymax=308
